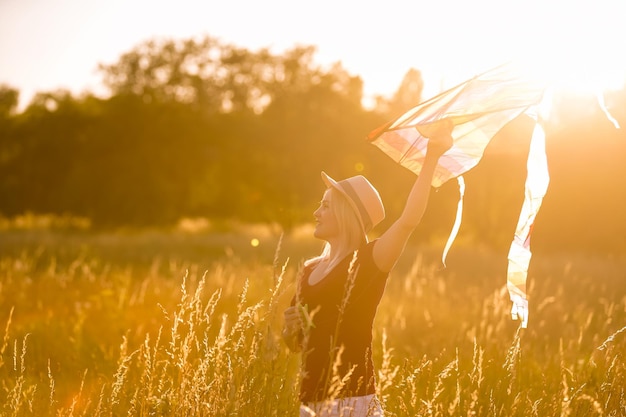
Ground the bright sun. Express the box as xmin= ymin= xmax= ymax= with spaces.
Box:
xmin=404 ymin=0 xmax=626 ymax=114
xmin=511 ymin=0 xmax=626 ymax=95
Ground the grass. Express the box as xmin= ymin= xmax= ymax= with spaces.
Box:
xmin=0 ymin=225 xmax=624 ymax=416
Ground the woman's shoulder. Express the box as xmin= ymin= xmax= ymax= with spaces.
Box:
xmin=360 ymin=239 xmax=378 ymax=254
xmin=356 ymin=239 xmax=379 ymax=265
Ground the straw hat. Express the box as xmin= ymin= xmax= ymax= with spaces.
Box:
xmin=321 ymin=171 xmax=385 ymax=233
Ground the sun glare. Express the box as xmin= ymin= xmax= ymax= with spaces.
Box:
xmin=512 ymin=1 xmax=626 ymax=96
xmin=519 ymin=47 xmax=626 ymax=97
xmin=423 ymin=1 xmax=626 ymax=104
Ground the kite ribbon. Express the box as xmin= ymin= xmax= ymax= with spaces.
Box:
xmin=507 ymin=117 xmax=549 ymax=328
xmin=597 ymin=92 xmax=621 ymax=129
xmin=441 ymin=176 xmax=465 ymax=267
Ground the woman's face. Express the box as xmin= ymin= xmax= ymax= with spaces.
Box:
xmin=313 ymin=189 xmax=340 ymax=241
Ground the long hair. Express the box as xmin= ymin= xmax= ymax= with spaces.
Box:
xmin=306 ymin=188 xmax=366 ymax=266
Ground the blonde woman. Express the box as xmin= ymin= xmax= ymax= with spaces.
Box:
xmin=283 ymin=120 xmax=453 ymax=417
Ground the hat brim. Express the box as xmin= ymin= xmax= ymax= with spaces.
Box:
xmin=321 ymin=171 xmax=338 ymax=189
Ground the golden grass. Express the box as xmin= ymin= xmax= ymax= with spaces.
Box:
xmin=0 ymin=229 xmax=624 ymax=416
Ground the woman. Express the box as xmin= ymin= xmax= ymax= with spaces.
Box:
xmin=282 ymin=119 xmax=454 ymax=416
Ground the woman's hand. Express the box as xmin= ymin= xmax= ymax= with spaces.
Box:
xmin=283 ymin=305 xmax=303 ymax=333
xmin=417 ymin=118 xmax=454 ymax=157
xmin=282 ymin=305 xmax=303 ymax=352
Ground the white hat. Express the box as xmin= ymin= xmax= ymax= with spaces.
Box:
xmin=321 ymin=171 xmax=385 ymax=233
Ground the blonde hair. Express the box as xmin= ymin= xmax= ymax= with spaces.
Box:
xmin=306 ymin=188 xmax=366 ymax=266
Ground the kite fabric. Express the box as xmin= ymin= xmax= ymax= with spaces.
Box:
xmin=367 ymin=62 xmax=550 ymax=328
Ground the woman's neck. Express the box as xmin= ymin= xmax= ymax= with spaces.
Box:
xmin=324 ymin=241 xmax=358 ymax=264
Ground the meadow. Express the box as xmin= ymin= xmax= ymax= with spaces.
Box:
xmin=0 ymin=218 xmax=624 ymax=416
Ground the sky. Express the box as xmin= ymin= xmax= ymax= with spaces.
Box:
xmin=1 ymin=0 xmax=625 ymax=110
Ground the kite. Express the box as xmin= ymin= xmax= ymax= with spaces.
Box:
xmin=367 ymin=62 xmax=620 ymax=328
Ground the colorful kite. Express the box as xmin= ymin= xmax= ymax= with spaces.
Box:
xmin=367 ymin=62 xmax=619 ymax=328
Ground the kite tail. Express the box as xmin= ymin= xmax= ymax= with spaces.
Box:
xmin=596 ymin=92 xmax=621 ymax=129
xmin=506 ymin=118 xmax=550 ymax=328
xmin=441 ymin=176 xmax=465 ymax=267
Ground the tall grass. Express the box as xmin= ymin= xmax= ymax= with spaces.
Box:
xmin=0 ymin=228 xmax=624 ymax=416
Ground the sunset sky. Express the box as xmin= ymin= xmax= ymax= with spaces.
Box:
xmin=1 ymin=0 xmax=625 ymax=110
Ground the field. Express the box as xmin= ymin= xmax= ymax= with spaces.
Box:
xmin=0 ymin=220 xmax=625 ymax=416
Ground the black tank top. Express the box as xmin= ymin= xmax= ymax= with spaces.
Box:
xmin=292 ymin=240 xmax=389 ymax=402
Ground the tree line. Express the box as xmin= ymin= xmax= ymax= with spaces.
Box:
xmin=1 ymin=35 xmax=625 ymax=253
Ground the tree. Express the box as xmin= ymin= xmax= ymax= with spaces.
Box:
xmin=375 ymin=68 xmax=424 ymax=118
xmin=100 ymin=36 xmax=294 ymax=115
xmin=0 ymin=85 xmax=19 ymax=117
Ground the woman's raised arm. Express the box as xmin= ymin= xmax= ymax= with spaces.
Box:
xmin=372 ymin=119 xmax=453 ymax=272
